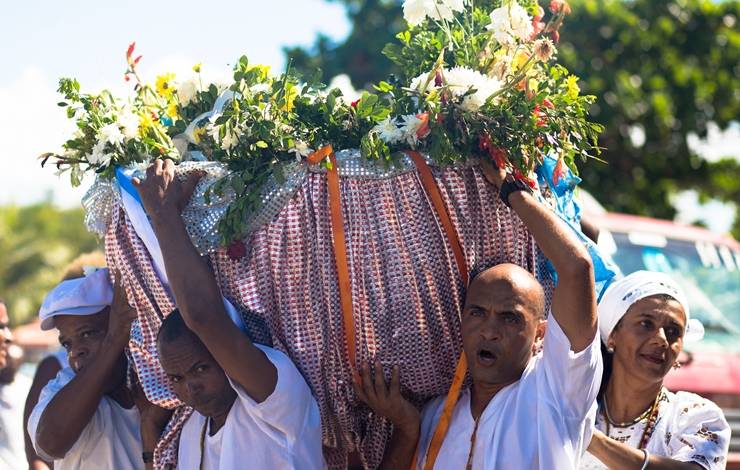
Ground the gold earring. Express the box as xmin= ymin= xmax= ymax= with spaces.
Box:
xmin=672 ymin=361 xmax=681 ymax=370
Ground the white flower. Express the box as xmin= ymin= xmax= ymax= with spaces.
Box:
xmin=372 ymin=116 xmax=404 ymax=144
xmin=288 ymin=141 xmax=314 ymax=161
xmin=117 ymin=108 xmax=140 ymax=141
xmin=87 ymin=140 xmax=113 ymax=167
xmin=98 ymin=123 xmax=125 ymax=147
xmin=176 ymin=78 xmax=199 ymax=106
xmin=403 ymin=0 xmax=429 ymax=26
xmin=73 ymin=107 xmax=88 ymax=121
xmin=220 ymin=127 xmax=241 ymax=151
xmin=487 ymin=1 xmax=533 ymax=45
xmin=400 ymin=114 xmax=427 ymax=147
xmin=403 ymin=0 xmax=467 ymax=27
xmin=411 ymin=67 xmax=502 ymax=111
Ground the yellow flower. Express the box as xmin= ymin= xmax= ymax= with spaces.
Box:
xmin=155 ymin=73 xmax=176 ymax=98
xmin=138 ymin=113 xmax=155 ymax=135
xmin=166 ymin=102 xmax=179 ymax=120
xmin=193 ymin=126 xmax=207 ymax=143
xmin=249 ymin=64 xmax=271 ymax=81
xmin=512 ymin=50 xmax=530 ymax=71
xmin=566 ymin=75 xmax=580 ymax=99
xmin=281 ymin=83 xmax=298 ymax=112
xmin=192 ymin=62 xmax=202 ymax=73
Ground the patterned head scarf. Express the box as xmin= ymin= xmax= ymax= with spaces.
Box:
xmin=597 ymin=270 xmax=704 ymax=344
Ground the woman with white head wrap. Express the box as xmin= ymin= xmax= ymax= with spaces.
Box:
xmin=581 ymin=271 xmax=730 ymax=470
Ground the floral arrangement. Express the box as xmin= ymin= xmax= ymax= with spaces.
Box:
xmin=44 ymin=0 xmax=603 ymax=244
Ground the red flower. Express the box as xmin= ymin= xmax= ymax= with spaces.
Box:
xmin=124 ymin=74 xmax=130 ymax=82
xmin=227 ymin=240 xmax=247 ymax=260
xmin=134 ymin=55 xmax=143 ymax=66
xmin=549 ymin=0 xmax=571 ymax=15
xmin=435 ymin=70 xmax=444 ymax=87
xmin=478 ymin=133 xmax=509 ymax=169
xmin=513 ymin=168 xmax=538 ymax=189
xmin=553 ymin=158 xmax=567 ymax=186
xmin=416 ymin=112 xmax=431 ymax=139
xmin=126 ymin=42 xmax=136 ymax=61
xmin=533 ymin=105 xmax=547 ymax=127
xmin=542 ymin=98 xmax=555 ymax=109
xmin=351 ymin=99 xmax=360 ymax=108
xmin=551 ymin=30 xmax=561 ymax=43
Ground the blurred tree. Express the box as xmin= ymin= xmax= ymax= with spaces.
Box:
xmin=286 ymin=0 xmax=740 ymax=237
xmin=0 ymin=204 xmax=100 ymax=325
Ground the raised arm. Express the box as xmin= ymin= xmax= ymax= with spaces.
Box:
xmin=33 ymin=276 xmax=135 ymax=459
xmin=481 ymin=160 xmax=597 ymax=352
xmin=134 ymin=159 xmax=277 ymax=402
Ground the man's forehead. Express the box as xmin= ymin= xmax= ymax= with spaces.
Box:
xmin=159 ymin=336 xmax=210 ymax=371
xmin=55 ymin=311 xmax=108 ymax=332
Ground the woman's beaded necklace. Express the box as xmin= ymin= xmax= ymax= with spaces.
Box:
xmin=602 ymin=388 xmax=664 ymax=450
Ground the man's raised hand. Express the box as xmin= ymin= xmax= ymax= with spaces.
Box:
xmin=107 ymin=271 xmax=137 ymax=347
xmin=353 ymin=360 xmax=420 ymax=439
xmin=132 ymin=159 xmax=204 ymax=220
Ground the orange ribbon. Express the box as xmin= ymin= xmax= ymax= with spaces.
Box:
xmin=308 ymin=145 xmax=358 ymax=383
xmin=405 ymin=151 xmax=469 ymax=470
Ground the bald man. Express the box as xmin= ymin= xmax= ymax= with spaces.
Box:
xmin=355 ymin=159 xmax=602 ymax=469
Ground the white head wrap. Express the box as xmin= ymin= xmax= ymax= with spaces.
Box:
xmin=597 ymin=270 xmax=704 ymax=344
xmin=38 ymin=268 xmax=113 ymax=331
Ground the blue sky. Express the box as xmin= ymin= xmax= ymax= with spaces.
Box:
xmin=0 ymin=0 xmax=736 ymax=233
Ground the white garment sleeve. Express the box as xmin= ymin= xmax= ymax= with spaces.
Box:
xmin=541 ymin=315 xmax=602 ymax=419
xmin=228 ymin=345 xmax=317 ymax=445
xmin=27 ymin=367 xmax=99 ymax=461
xmin=668 ymin=395 xmax=731 ymax=470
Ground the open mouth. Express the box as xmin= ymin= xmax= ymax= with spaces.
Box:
xmin=476 ymin=347 xmax=497 ymax=366
xmin=640 ymin=353 xmax=666 ymax=365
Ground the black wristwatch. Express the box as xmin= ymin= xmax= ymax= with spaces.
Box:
xmin=142 ymin=452 xmax=154 ymax=464
xmin=499 ymin=178 xmax=531 ymax=208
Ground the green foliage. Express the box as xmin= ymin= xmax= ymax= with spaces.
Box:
xmin=0 ymin=204 xmax=100 ymax=326
xmin=287 ymin=0 xmax=740 ymax=238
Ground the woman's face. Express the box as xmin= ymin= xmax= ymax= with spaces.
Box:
xmin=608 ymin=295 xmax=687 ymax=384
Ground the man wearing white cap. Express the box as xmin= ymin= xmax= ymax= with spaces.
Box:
xmin=581 ymin=270 xmax=730 ymax=470
xmin=27 ymin=269 xmax=166 ymax=470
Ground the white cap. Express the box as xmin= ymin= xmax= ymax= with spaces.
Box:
xmin=39 ymin=268 xmax=113 ymax=331
xmin=598 ymin=270 xmax=704 ymax=344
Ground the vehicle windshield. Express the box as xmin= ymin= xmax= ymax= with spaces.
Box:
xmin=602 ymin=231 xmax=740 ymax=353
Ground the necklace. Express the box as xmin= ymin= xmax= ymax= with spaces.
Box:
xmin=602 ymin=389 xmax=663 ymax=450
xmin=199 ymin=417 xmax=208 ymax=470
xmin=465 ymin=416 xmax=482 ymax=470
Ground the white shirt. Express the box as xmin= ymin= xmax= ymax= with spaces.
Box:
xmin=176 ymin=344 xmax=326 ymax=470
xmin=28 ymin=367 xmax=144 ymax=470
xmin=417 ymin=316 xmax=602 ymax=470
xmin=0 ymin=373 xmax=32 ymax=470
xmin=580 ymin=389 xmax=731 ymax=470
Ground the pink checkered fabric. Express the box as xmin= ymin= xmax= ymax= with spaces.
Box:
xmin=105 ymin=164 xmax=552 ymax=469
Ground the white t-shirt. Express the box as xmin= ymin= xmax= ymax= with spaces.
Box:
xmin=580 ymin=389 xmax=731 ymax=470
xmin=0 ymin=373 xmax=32 ymax=469
xmin=417 ymin=316 xmax=602 ymax=470
xmin=176 ymin=344 xmax=326 ymax=470
xmin=28 ymin=367 xmax=144 ymax=470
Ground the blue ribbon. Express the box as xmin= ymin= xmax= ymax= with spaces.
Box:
xmin=535 ymin=155 xmax=618 ymax=300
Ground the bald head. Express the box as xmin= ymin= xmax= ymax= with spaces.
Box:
xmin=469 ymin=264 xmax=546 ymax=319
